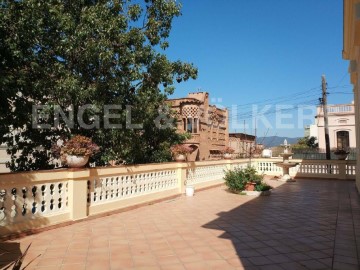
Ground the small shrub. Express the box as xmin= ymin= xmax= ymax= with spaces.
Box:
xmin=221 ymin=147 xmax=235 ymax=154
xmin=224 ymin=168 xmax=247 ymax=192
xmin=224 ymin=166 xmax=264 ymax=193
xmin=52 ymin=135 xmax=100 ymax=157
xmin=170 ymin=144 xmax=192 ymax=155
xmin=254 ymin=183 xmax=272 ymax=192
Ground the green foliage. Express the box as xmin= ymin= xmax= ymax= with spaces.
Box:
xmin=59 ymin=135 xmax=99 ymax=157
xmin=293 ymin=136 xmax=318 ymax=149
xmin=254 ymin=182 xmax=272 ymax=192
xmin=0 ymin=0 xmax=198 ymax=171
xmin=224 ymin=166 xmax=264 ymax=193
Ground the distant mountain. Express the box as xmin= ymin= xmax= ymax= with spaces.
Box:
xmin=256 ymin=136 xmax=300 ymax=148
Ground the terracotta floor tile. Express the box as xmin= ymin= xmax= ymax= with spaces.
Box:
xmin=3 ymin=180 xmax=360 ymax=270
xmin=266 ymin=254 xmax=292 ymax=264
xmin=333 ymin=261 xmax=359 ymax=270
xmin=132 ymin=255 xmax=158 ymax=267
xmin=317 ymin=257 xmax=332 ymax=267
xmin=157 ymin=255 xmax=181 ymax=265
xmin=285 ymin=252 xmax=312 ymax=261
xmin=278 ymin=261 xmax=308 ymax=270
xmin=227 ymin=257 xmax=253 ymax=267
xmin=110 ymin=257 xmax=134 ymax=268
xmin=86 ymin=261 xmax=111 ymax=270
xmin=179 ymin=254 xmax=203 ymax=263
xmin=161 ymin=264 xmax=186 ymax=270
xmin=61 ymin=263 xmax=86 ymax=270
xmin=62 ymin=254 xmax=87 ymax=265
xmin=298 ymin=259 xmax=327 ymax=269
xmin=183 ymin=261 xmax=210 ymax=270
xmin=334 ymin=254 xmax=358 ymax=265
xmin=247 ymin=256 xmax=273 ymax=266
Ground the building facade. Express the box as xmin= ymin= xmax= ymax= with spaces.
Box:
xmin=229 ymin=133 xmax=256 ymax=158
xmin=343 ymin=0 xmax=360 ymax=192
xmin=315 ymin=103 xmax=356 ymax=150
xmin=304 ymin=124 xmax=318 ymax=139
xmin=167 ymin=92 xmax=229 ymax=161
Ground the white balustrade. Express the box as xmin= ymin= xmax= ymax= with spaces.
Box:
xmin=297 ymin=163 xmax=339 ymax=175
xmin=0 ymin=158 xmax=356 ymax=237
xmin=88 ymin=170 xmax=177 ymax=205
xmin=0 ymin=181 xmax=69 ymax=227
xmin=186 ymin=164 xmax=227 ymax=185
xmin=257 ymin=161 xmax=283 ymax=174
xmin=346 ymin=164 xmax=356 ymax=175
xmin=231 ymin=162 xmax=249 ymax=171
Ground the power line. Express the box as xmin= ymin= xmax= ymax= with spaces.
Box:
xmin=227 ymin=85 xmax=351 ymax=112
xmin=228 ymin=99 xmax=319 ymax=120
xmin=226 ymin=86 xmax=321 ymax=110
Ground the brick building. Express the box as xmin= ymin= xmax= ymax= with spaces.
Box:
xmin=229 ymin=133 xmax=256 ymax=158
xmin=167 ymin=92 xmax=229 ymax=161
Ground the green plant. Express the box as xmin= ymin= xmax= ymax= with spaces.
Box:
xmin=254 ymin=183 xmax=272 ymax=191
xmin=332 ymin=148 xmax=349 ymax=155
xmin=53 ymin=135 xmax=100 ymax=157
xmin=224 ymin=166 xmax=264 ymax=193
xmin=170 ymin=144 xmax=192 ymax=156
xmin=221 ymin=147 xmax=235 ymax=154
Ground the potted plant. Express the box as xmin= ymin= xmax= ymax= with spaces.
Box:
xmin=224 ymin=166 xmax=272 ymax=196
xmin=222 ymin=147 xmax=235 ymax=159
xmin=170 ymin=144 xmax=192 ymax=162
xmin=53 ymin=135 xmax=100 ymax=168
xmin=333 ymin=148 xmax=349 ymax=160
xmin=251 ymin=147 xmax=262 ymax=158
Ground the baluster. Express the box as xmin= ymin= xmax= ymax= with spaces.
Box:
xmin=11 ymin=188 xmax=17 ymax=218
xmin=31 ymin=186 xmax=37 ymax=214
xmin=50 ymin=184 xmax=55 ymax=211
xmin=22 ymin=187 xmax=27 ymax=216
xmin=93 ymin=179 xmax=97 ymax=202
xmin=87 ymin=181 xmax=91 ymax=204
xmin=0 ymin=189 xmax=6 ymax=223
xmin=41 ymin=185 xmax=46 ymax=212
xmin=58 ymin=183 xmax=63 ymax=209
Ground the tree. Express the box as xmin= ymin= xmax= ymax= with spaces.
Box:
xmin=0 ymin=0 xmax=197 ymax=171
xmin=293 ymin=136 xmax=318 ymax=149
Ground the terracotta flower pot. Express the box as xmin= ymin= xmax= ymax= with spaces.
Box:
xmin=245 ymin=182 xmax=256 ymax=191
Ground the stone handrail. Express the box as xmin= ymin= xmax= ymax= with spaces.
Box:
xmin=0 ymin=158 xmax=355 ymax=237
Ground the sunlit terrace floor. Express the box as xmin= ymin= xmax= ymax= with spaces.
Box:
xmin=1 ymin=179 xmax=360 ymax=270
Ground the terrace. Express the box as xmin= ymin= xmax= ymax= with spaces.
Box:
xmin=0 ymin=158 xmax=359 ymax=269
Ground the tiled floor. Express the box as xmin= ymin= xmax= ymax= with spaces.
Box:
xmin=1 ymin=179 xmax=359 ymax=270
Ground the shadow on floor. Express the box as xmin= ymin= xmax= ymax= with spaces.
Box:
xmin=0 ymin=242 xmax=22 ymax=269
xmin=202 ymin=179 xmax=360 ymax=269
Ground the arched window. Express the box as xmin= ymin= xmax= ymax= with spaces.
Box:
xmin=182 ymin=105 xmax=200 ymax=134
xmin=183 ymin=118 xmax=199 ymax=133
xmin=337 ymin=131 xmax=349 ymax=149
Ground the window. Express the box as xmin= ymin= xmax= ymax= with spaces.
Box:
xmin=193 ymin=118 xmax=198 ymax=133
xmin=186 ymin=118 xmax=192 ymax=133
xmin=183 ymin=118 xmax=199 ymax=133
xmin=337 ymin=131 xmax=349 ymax=149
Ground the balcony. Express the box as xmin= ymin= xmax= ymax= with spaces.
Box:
xmin=324 ymin=104 xmax=355 ymax=114
xmin=0 ymin=158 xmax=359 ymax=269
xmin=185 ymin=133 xmax=200 ymax=144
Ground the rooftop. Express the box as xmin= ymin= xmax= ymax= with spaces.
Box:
xmin=2 ymin=179 xmax=359 ymax=270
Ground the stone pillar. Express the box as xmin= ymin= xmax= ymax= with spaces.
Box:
xmin=68 ymin=169 xmax=90 ymax=221
xmin=177 ymin=163 xmax=187 ymax=194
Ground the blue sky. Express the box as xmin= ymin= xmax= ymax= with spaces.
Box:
xmin=165 ymin=0 xmax=352 ymax=138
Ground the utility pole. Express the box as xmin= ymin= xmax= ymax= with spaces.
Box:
xmin=321 ymin=75 xmax=331 ymax=160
